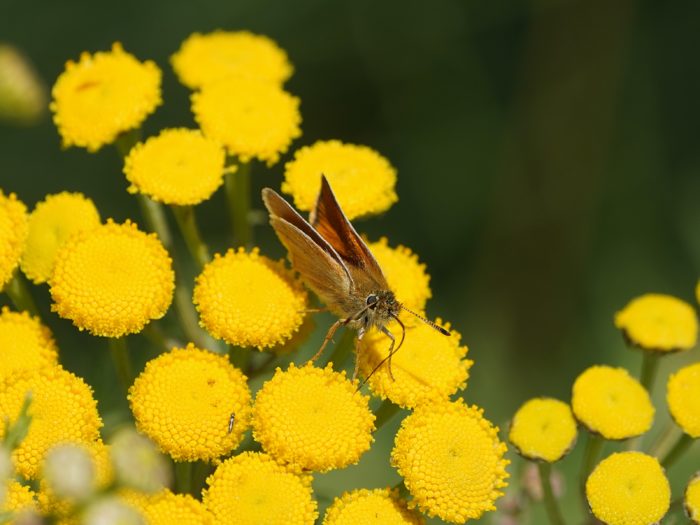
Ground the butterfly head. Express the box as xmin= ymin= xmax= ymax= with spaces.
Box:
xmin=365 ymin=289 xmax=399 ymax=325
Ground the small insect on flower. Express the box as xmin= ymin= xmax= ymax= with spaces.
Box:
xmin=262 ymin=175 xmax=450 ymax=382
xmin=228 ymin=413 xmax=235 ymax=434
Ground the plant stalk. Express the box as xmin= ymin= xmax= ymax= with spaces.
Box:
xmin=171 ymin=205 xmax=211 ymax=270
xmin=108 ymin=337 xmax=133 ymax=393
xmin=3 ymin=271 xmax=39 ymax=317
xmin=538 ymin=462 xmax=566 ymax=525
xmin=225 ymin=161 xmax=252 ymax=247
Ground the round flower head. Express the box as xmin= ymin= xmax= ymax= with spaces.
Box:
xmin=572 ymin=365 xmax=654 ymax=439
xmin=586 ymin=452 xmax=670 ymax=525
xmin=194 ymin=248 xmax=307 ymax=349
xmin=686 ymin=473 xmax=700 ymax=524
xmin=323 ymin=488 xmax=424 ymax=525
xmin=123 ymin=489 xmax=213 ymax=525
xmin=81 ymin=496 xmax=146 ymax=525
xmin=252 ymin=363 xmax=374 ymax=472
xmin=282 ymin=140 xmax=397 ymax=220
xmin=50 ymin=219 xmax=174 ymax=337
xmin=192 ymin=77 xmax=300 ymax=165
xmin=509 ymin=398 xmax=577 ymax=462
xmin=0 ymin=366 xmax=102 ymax=479
xmin=391 ymin=400 xmax=509 ymax=523
xmin=2 ymin=480 xmax=37 ymax=515
xmin=0 ymin=307 xmax=58 ymax=382
xmin=0 ymin=44 xmax=46 ymax=125
xmin=171 ymin=31 xmax=292 ymax=89
xmin=0 ymin=190 xmax=28 ymax=288
xmin=202 ymin=452 xmax=317 ymax=525
xmin=667 ymin=362 xmax=700 ymax=437
xmin=124 ymin=128 xmax=227 ymax=205
xmin=21 ymin=192 xmax=100 ymax=284
xmin=356 ymin=315 xmax=470 ymax=409
xmin=109 ymin=428 xmax=171 ymax=493
xmin=129 ymin=344 xmax=252 ymax=461
xmin=615 ymin=293 xmax=698 ymax=352
xmin=51 ymin=42 xmax=161 ymax=151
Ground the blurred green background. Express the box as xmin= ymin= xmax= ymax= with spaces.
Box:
xmin=1 ymin=0 xmax=699 ymax=522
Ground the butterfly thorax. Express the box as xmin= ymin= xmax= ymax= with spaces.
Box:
xmin=345 ymin=289 xmax=399 ymax=331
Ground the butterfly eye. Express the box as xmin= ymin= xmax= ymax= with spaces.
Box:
xmin=366 ymin=294 xmax=378 ymax=307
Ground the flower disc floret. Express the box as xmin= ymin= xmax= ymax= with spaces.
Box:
xmin=202 ymin=452 xmax=317 ymax=525
xmin=667 ymin=363 xmax=700 ymax=437
xmin=129 ymin=344 xmax=252 ymax=461
xmin=2 ymin=480 xmax=37 ymax=514
xmin=252 ymin=363 xmax=374 ymax=472
xmin=323 ymin=488 xmax=424 ymax=525
xmin=21 ymin=192 xmax=100 ymax=283
xmin=124 ymin=128 xmax=226 ymax=205
xmin=572 ymin=365 xmax=654 ymax=439
xmin=0 ymin=190 xmax=28 ymax=288
xmin=192 ymin=77 xmax=300 ymax=165
xmin=171 ymin=31 xmax=292 ymax=89
xmin=586 ymin=452 xmax=670 ymax=525
xmin=124 ymin=489 xmax=213 ymax=525
xmin=686 ymin=474 xmax=700 ymax=523
xmin=194 ymin=248 xmax=307 ymax=349
xmin=0 ymin=366 xmax=102 ymax=479
xmin=509 ymin=397 xmax=577 ymax=462
xmin=391 ymin=400 xmax=509 ymax=523
xmin=50 ymin=219 xmax=174 ymax=337
xmin=615 ymin=294 xmax=698 ymax=352
xmin=51 ymin=42 xmax=161 ymax=151
xmin=0 ymin=307 xmax=58 ymax=382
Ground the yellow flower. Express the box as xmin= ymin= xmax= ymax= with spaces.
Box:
xmin=171 ymin=31 xmax=293 ymax=89
xmin=572 ymin=365 xmax=654 ymax=440
xmin=51 ymin=42 xmax=161 ymax=151
xmin=615 ymin=293 xmax=698 ymax=352
xmin=508 ymin=397 xmax=577 ymax=462
xmin=0 ymin=307 xmax=57 ymax=382
xmin=123 ymin=128 xmax=227 ymax=205
xmin=356 ymin=315 xmax=471 ymax=409
xmin=192 ymin=77 xmax=300 ymax=165
xmin=2 ymin=480 xmax=37 ymax=514
xmin=391 ymin=400 xmax=509 ymax=523
xmin=50 ymin=219 xmax=174 ymax=337
xmin=129 ymin=344 xmax=252 ymax=461
xmin=252 ymin=363 xmax=374 ymax=472
xmin=202 ymin=452 xmax=317 ymax=525
xmin=0 ymin=190 xmax=28 ymax=288
xmin=667 ymin=362 xmax=700 ymax=437
xmin=123 ymin=489 xmax=213 ymax=525
xmin=21 ymin=192 xmax=100 ymax=284
xmin=0 ymin=44 xmax=46 ymax=125
xmin=0 ymin=366 xmax=102 ymax=479
xmin=194 ymin=248 xmax=307 ymax=349
xmin=586 ymin=452 xmax=670 ymax=525
xmin=686 ymin=473 xmax=700 ymax=524
xmin=282 ymin=140 xmax=397 ymax=220
xmin=322 ymin=488 xmax=424 ymax=525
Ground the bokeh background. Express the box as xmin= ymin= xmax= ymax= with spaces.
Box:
xmin=1 ymin=0 xmax=699 ymax=522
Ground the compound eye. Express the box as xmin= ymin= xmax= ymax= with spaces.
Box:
xmin=366 ymin=294 xmax=378 ymax=307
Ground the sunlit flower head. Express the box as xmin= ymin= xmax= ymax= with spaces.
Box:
xmin=509 ymin=397 xmax=577 ymax=463
xmin=50 ymin=219 xmax=174 ymax=337
xmin=0 ymin=366 xmax=102 ymax=479
xmin=323 ymin=488 xmax=424 ymax=525
xmin=21 ymin=192 xmax=100 ymax=284
xmin=252 ymin=363 xmax=374 ymax=472
xmin=667 ymin=362 xmax=700 ymax=437
xmin=51 ymin=42 xmax=161 ymax=151
xmin=1 ymin=480 xmax=37 ymax=516
xmin=572 ymin=365 xmax=654 ymax=440
xmin=391 ymin=400 xmax=509 ymax=523
xmin=194 ymin=248 xmax=307 ymax=349
xmin=171 ymin=31 xmax=292 ymax=89
xmin=124 ymin=128 xmax=227 ymax=205
xmin=129 ymin=344 xmax=252 ymax=461
xmin=123 ymin=489 xmax=213 ymax=525
xmin=109 ymin=428 xmax=172 ymax=493
xmin=615 ymin=293 xmax=698 ymax=352
xmin=0 ymin=190 xmax=28 ymax=288
xmin=282 ymin=140 xmax=397 ymax=220
xmin=686 ymin=473 xmax=700 ymax=524
xmin=586 ymin=452 xmax=670 ymax=525
xmin=192 ymin=77 xmax=300 ymax=165
xmin=202 ymin=452 xmax=318 ymax=525
xmin=0 ymin=307 xmax=57 ymax=382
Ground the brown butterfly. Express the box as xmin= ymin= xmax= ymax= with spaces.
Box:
xmin=262 ymin=175 xmax=449 ymax=383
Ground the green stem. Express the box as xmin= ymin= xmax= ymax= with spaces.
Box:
xmin=538 ymin=462 xmax=566 ymax=525
xmin=661 ymin=433 xmax=694 ymax=469
xmin=229 ymin=345 xmax=252 ymax=372
xmin=141 ymin=322 xmax=171 ymax=354
xmin=108 ymin=337 xmax=133 ymax=392
xmin=647 ymin=421 xmax=678 ymax=457
xmin=639 ymin=351 xmax=660 ymax=395
xmin=225 ymin=161 xmax=252 ymax=247
xmin=320 ymin=329 xmax=355 ymax=369
xmin=3 ymin=271 xmax=39 ymax=317
xmin=171 ymin=205 xmax=211 ymax=270
xmin=136 ymin=194 xmax=173 ymax=249
xmin=247 ymin=352 xmax=278 ymax=378
xmin=374 ymin=399 xmax=401 ymax=429
xmin=174 ymin=461 xmax=193 ymax=495
xmin=579 ymin=433 xmax=604 ymax=495
xmin=114 ymin=128 xmax=142 ymax=157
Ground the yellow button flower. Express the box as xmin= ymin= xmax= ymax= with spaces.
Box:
xmin=0 ymin=44 xmax=46 ymax=125
xmin=2 ymin=480 xmax=37 ymax=515
xmin=202 ymin=452 xmax=318 ymax=525
xmin=192 ymin=77 xmax=300 ymax=165
xmin=252 ymin=363 xmax=374 ymax=472
xmin=123 ymin=489 xmax=213 ymax=525
xmin=0 ymin=307 xmax=57 ymax=382
xmin=667 ymin=362 xmax=700 ymax=437
xmin=586 ymin=452 xmax=670 ymax=525
xmin=50 ymin=219 xmax=174 ymax=337
xmin=686 ymin=474 xmax=700 ymax=524
xmin=124 ymin=128 xmax=227 ymax=205
xmin=615 ymin=293 xmax=698 ymax=352
xmin=51 ymin=42 xmax=161 ymax=151
xmin=572 ymin=365 xmax=654 ymax=439
xmin=356 ymin=316 xmax=471 ymax=409
xmin=171 ymin=31 xmax=292 ymax=89
xmin=194 ymin=248 xmax=307 ymax=349
xmin=0 ymin=190 xmax=28 ymax=288
xmin=323 ymin=488 xmax=424 ymax=525
xmin=21 ymin=192 xmax=100 ymax=284
xmin=282 ymin=140 xmax=397 ymax=220
xmin=129 ymin=344 xmax=252 ymax=462
xmin=509 ymin=397 xmax=577 ymax=462
xmin=0 ymin=366 xmax=102 ymax=479
xmin=391 ymin=400 xmax=509 ymax=523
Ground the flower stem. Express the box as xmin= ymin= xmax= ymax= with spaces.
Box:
xmin=3 ymin=270 xmax=39 ymax=317
xmin=639 ymin=351 xmax=660 ymax=394
xmin=225 ymin=160 xmax=252 ymax=247
xmin=579 ymin=433 xmax=604 ymax=495
xmin=174 ymin=461 xmax=193 ymax=495
xmin=229 ymin=345 xmax=252 ymax=372
xmin=661 ymin=432 xmax=694 ymax=469
xmin=108 ymin=337 xmax=133 ymax=392
xmin=171 ymin=205 xmax=211 ymax=270
xmin=538 ymin=462 xmax=566 ymax=525
xmin=647 ymin=421 xmax=679 ymax=457
xmin=374 ymin=399 xmax=401 ymax=429
xmin=136 ymin=194 xmax=173 ymax=249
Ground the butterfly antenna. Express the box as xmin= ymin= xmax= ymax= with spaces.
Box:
xmin=357 ymin=314 xmax=406 ymax=391
xmin=399 ymin=304 xmax=451 ymax=336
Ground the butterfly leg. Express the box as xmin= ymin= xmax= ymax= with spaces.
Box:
xmin=301 ymin=307 xmax=329 ymax=314
xmin=380 ymin=326 xmax=397 ymax=381
xmin=309 ymin=318 xmax=345 ymax=362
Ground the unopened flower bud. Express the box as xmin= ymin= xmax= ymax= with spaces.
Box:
xmin=43 ymin=443 xmax=96 ymax=501
xmin=81 ymin=496 xmax=145 ymax=525
xmin=0 ymin=44 xmax=46 ymax=125
xmin=109 ymin=428 xmax=171 ymax=493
